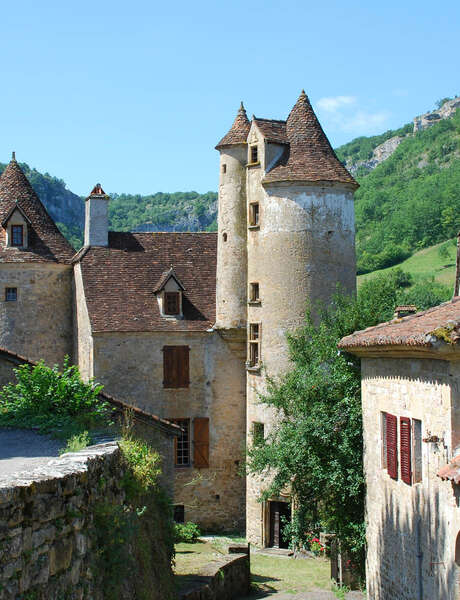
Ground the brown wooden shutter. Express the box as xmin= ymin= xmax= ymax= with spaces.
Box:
xmin=163 ymin=346 xmax=174 ymax=387
xmin=400 ymin=417 xmax=412 ymax=485
xmin=178 ymin=346 xmax=190 ymax=388
xmin=163 ymin=346 xmax=189 ymax=388
xmin=386 ymin=413 xmax=398 ymax=479
xmin=193 ymin=417 xmax=209 ymax=468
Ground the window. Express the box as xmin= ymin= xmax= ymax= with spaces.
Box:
xmin=5 ymin=288 xmax=17 ymax=302
xmin=223 ymin=233 xmax=228 ymax=242
xmin=249 ymin=282 xmax=260 ymax=303
xmin=193 ymin=417 xmax=209 ymax=468
xmin=173 ymin=505 xmax=185 ymax=523
xmin=252 ymin=422 xmax=264 ymax=445
xmin=164 ymin=292 xmax=180 ymax=315
xmin=248 ymin=323 xmax=260 ymax=368
xmin=250 ymin=145 xmax=258 ymax=163
xmin=173 ymin=419 xmax=190 ymax=466
xmin=400 ymin=417 xmax=412 ymax=485
xmin=412 ymin=419 xmax=422 ymax=483
xmin=249 ymin=203 xmax=259 ymax=227
xmin=381 ymin=412 xmax=387 ymax=469
xmin=383 ymin=412 xmax=398 ymax=479
xmin=222 ymin=164 xmax=227 ymax=174
xmin=11 ymin=225 xmax=23 ymax=247
xmin=163 ymin=346 xmax=190 ymax=388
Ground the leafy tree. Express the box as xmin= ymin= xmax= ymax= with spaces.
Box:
xmin=247 ymin=270 xmax=449 ymax=573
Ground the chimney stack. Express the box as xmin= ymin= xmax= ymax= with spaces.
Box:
xmin=394 ymin=305 xmax=417 ymax=319
xmin=454 ymin=231 xmax=460 ymax=298
xmin=84 ymin=184 xmax=110 ymax=247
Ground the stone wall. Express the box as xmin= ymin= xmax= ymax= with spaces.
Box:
xmin=0 ymin=442 xmax=175 ymax=600
xmin=0 ymin=263 xmax=73 ymax=365
xmin=362 ymin=357 xmax=460 ymax=600
xmin=178 ymin=553 xmax=250 ymax=600
xmin=90 ymin=330 xmax=246 ymax=531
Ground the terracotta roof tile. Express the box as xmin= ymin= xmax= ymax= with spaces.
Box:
xmin=216 ymin=102 xmax=251 ymax=149
xmin=253 ymin=118 xmax=288 ymax=144
xmin=263 ymin=91 xmax=358 ymax=187
xmin=0 ymin=158 xmax=75 ymax=263
xmin=77 ymin=232 xmax=217 ymax=332
xmin=339 ymin=297 xmax=460 ymax=351
xmin=153 ymin=267 xmax=185 ymax=293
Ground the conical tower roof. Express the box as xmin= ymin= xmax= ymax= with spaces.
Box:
xmin=263 ymin=91 xmax=357 ymax=187
xmin=0 ymin=155 xmax=75 ymax=262
xmin=215 ymin=102 xmax=251 ymax=149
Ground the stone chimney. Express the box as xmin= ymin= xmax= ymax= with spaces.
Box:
xmin=454 ymin=231 xmax=460 ymax=298
xmin=84 ymin=184 xmax=110 ymax=247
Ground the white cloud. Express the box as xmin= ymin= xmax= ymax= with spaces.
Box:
xmin=315 ymin=95 xmax=357 ymax=112
xmin=340 ymin=110 xmax=390 ymax=132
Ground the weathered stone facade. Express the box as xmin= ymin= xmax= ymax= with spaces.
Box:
xmin=0 ymin=442 xmax=175 ymax=600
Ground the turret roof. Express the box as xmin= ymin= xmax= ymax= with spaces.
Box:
xmin=215 ymin=102 xmax=251 ymax=149
xmin=263 ymin=91 xmax=358 ymax=187
xmin=0 ymin=157 xmax=75 ymax=263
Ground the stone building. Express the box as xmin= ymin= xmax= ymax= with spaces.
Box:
xmin=0 ymin=91 xmax=357 ymax=541
xmin=339 ymin=298 xmax=460 ymax=600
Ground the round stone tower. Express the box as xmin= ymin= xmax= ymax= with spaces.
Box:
xmin=214 ymin=103 xmax=250 ymax=331
xmin=0 ymin=155 xmax=75 ymax=365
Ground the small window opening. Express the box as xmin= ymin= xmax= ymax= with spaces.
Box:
xmin=164 ymin=292 xmax=180 ymax=315
xmin=11 ymin=225 xmax=23 ymax=247
xmin=252 ymin=422 xmax=264 ymax=445
xmin=173 ymin=505 xmax=185 ymax=523
xmin=223 ymin=233 xmax=228 ymax=242
xmin=248 ymin=323 xmax=260 ymax=367
xmin=250 ymin=282 xmax=260 ymax=302
xmin=172 ymin=419 xmax=190 ymax=466
xmin=412 ymin=419 xmax=422 ymax=483
xmin=250 ymin=145 xmax=258 ymax=163
xmin=222 ymin=164 xmax=227 ymax=173
xmin=249 ymin=203 xmax=259 ymax=227
xmin=5 ymin=288 xmax=17 ymax=302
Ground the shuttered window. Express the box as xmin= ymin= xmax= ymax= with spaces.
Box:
xmin=163 ymin=346 xmax=190 ymax=388
xmin=413 ymin=419 xmax=422 ymax=483
xmin=400 ymin=416 xmax=412 ymax=485
xmin=193 ymin=417 xmax=209 ymax=468
xmin=172 ymin=419 xmax=190 ymax=466
xmin=386 ymin=413 xmax=398 ymax=479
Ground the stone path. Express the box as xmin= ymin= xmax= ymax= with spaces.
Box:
xmin=0 ymin=428 xmax=61 ymax=477
xmin=237 ymin=591 xmax=364 ymax=599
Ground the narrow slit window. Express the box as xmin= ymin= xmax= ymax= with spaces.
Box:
xmin=222 ymin=164 xmax=227 ymax=173
xmin=172 ymin=419 xmax=190 ymax=466
xmin=164 ymin=292 xmax=180 ymax=315
xmin=248 ymin=323 xmax=260 ymax=367
xmin=381 ymin=412 xmax=387 ymax=469
xmin=252 ymin=422 xmax=264 ymax=445
xmin=249 ymin=203 xmax=259 ymax=227
xmin=5 ymin=288 xmax=17 ymax=302
xmin=11 ymin=225 xmax=23 ymax=247
xmin=250 ymin=282 xmax=260 ymax=302
xmin=250 ymin=145 xmax=258 ymax=163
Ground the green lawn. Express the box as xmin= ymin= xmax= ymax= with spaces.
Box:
xmin=358 ymin=238 xmax=457 ymax=288
xmin=174 ymin=539 xmax=333 ymax=596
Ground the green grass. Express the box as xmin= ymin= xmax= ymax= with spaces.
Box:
xmin=358 ymin=238 xmax=457 ymax=288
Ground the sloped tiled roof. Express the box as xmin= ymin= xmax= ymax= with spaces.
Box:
xmin=253 ymin=118 xmax=288 ymax=144
xmin=0 ymin=158 xmax=75 ymax=263
xmin=215 ymin=102 xmax=251 ymax=149
xmin=339 ymin=297 xmax=460 ymax=352
xmin=263 ymin=91 xmax=358 ymax=187
xmin=153 ymin=267 xmax=185 ymax=292
xmin=77 ymin=232 xmax=217 ymax=332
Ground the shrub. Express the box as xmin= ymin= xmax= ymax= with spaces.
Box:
xmin=174 ymin=521 xmax=201 ymax=543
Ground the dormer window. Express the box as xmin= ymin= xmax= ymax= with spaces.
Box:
xmin=250 ymin=145 xmax=258 ymax=164
xmin=165 ymin=292 xmax=180 ymax=315
xmin=11 ymin=225 xmax=23 ymax=247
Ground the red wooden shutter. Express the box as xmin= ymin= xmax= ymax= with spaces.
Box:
xmin=386 ymin=413 xmax=398 ymax=479
xmin=400 ymin=417 xmax=412 ymax=485
xmin=193 ymin=418 xmax=209 ymax=468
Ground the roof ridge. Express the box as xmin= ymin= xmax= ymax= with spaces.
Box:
xmin=253 ymin=117 xmax=286 ymax=124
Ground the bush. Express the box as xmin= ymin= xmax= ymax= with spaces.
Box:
xmin=174 ymin=521 xmax=201 ymax=543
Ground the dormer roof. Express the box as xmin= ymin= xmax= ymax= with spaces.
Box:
xmin=153 ymin=266 xmax=185 ymax=293
xmin=263 ymin=91 xmax=358 ymax=187
xmin=0 ymin=156 xmax=75 ymax=263
xmin=215 ymin=102 xmax=251 ymax=149
xmin=1 ymin=202 xmax=32 ymax=227
xmin=252 ymin=118 xmax=288 ymax=145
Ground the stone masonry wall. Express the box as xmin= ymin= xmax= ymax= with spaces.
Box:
xmin=90 ymin=330 xmax=246 ymax=532
xmin=0 ymin=442 xmax=174 ymax=600
xmin=362 ymin=357 xmax=460 ymax=600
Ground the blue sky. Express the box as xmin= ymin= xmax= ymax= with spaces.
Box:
xmin=0 ymin=0 xmax=458 ymax=195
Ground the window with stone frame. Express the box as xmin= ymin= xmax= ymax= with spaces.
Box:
xmin=248 ymin=323 xmax=261 ymax=367
xmin=172 ymin=419 xmax=190 ymax=467
xmin=249 ymin=282 xmax=260 ymax=303
xmin=11 ymin=225 xmax=24 ymax=247
xmin=164 ymin=291 xmax=180 ymax=315
xmin=249 ymin=203 xmax=259 ymax=227
xmin=252 ymin=421 xmax=264 ymax=445
xmin=5 ymin=288 xmax=17 ymax=302
xmin=250 ymin=145 xmax=259 ymax=164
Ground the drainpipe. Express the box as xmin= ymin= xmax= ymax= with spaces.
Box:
xmin=416 ymin=518 xmax=424 ymax=600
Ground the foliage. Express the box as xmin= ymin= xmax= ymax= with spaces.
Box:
xmin=0 ymin=358 xmax=111 ymax=442
xmin=60 ymin=430 xmax=91 ymax=454
xmin=174 ymin=521 xmax=201 ymax=543
xmin=335 ymin=123 xmax=412 ymax=164
xmin=247 ymin=271 xmax=447 ymax=574
xmin=120 ymin=436 xmax=162 ymax=499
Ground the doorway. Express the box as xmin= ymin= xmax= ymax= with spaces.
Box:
xmin=268 ymin=501 xmax=291 ymax=548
